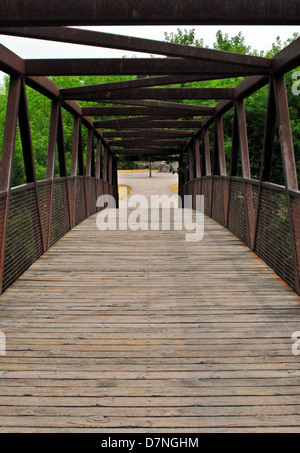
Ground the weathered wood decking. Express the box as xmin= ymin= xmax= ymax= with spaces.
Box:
xmin=0 ymin=208 xmax=300 ymax=432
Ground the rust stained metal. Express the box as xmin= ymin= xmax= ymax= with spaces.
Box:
xmin=0 ymin=1 xmax=299 ymax=26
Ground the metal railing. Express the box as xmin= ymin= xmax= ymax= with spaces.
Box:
xmin=0 ymin=76 xmax=118 ymax=294
xmin=180 ymin=73 xmax=300 ymax=294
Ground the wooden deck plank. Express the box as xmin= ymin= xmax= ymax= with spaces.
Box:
xmin=0 ymin=209 xmax=300 ymax=432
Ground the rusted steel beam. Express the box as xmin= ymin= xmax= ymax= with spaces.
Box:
xmin=63 ymin=87 xmax=234 ymax=102
xmin=253 ymin=79 xmax=276 ymax=252
xmin=25 ymin=76 xmax=104 ymax=139
xmin=70 ymin=117 xmax=81 ymax=178
xmin=60 ymin=75 xmax=223 ymax=99
xmin=235 ymin=100 xmax=255 ymax=249
xmin=96 ymin=119 xmax=202 ymax=130
xmin=0 ymin=27 xmax=271 ymax=69
xmin=273 ymin=76 xmax=298 ymax=191
xmin=77 ymin=124 xmax=85 ymax=177
xmin=0 ymin=76 xmax=22 ymax=293
xmin=215 ymin=116 xmax=229 ymax=226
xmin=0 ymin=1 xmax=299 ymax=26
xmin=108 ymin=139 xmax=186 ymax=147
xmin=102 ymin=145 xmax=108 ymax=182
xmin=202 ymin=127 xmax=213 ymax=216
xmin=188 ymin=146 xmax=194 ymax=181
xmin=85 ymin=129 xmax=94 ymax=179
xmin=96 ymin=139 xmax=102 ymax=180
xmin=194 ymin=138 xmax=201 ymax=179
xmin=57 ymin=105 xmax=68 ymax=177
xmin=84 ymin=128 xmax=94 ymax=216
xmin=45 ymin=99 xmax=60 ymax=250
xmin=95 ymin=138 xmax=102 ymax=209
xmin=25 ymin=75 xmax=60 ymax=99
xmin=24 ymin=77 xmax=105 ymax=147
xmin=83 ymin=106 xmax=214 ymax=117
xmin=235 ymin=101 xmax=251 ymax=180
xmin=24 ymin=58 xmax=269 ymax=77
xmin=202 ymin=128 xmax=212 ymax=177
xmin=105 ymin=99 xmax=217 ymax=113
xmin=112 ymin=148 xmax=178 ymax=155
xmin=0 ymin=43 xmax=24 ymax=75
xmin=108 ymin=152 xmax=113 ymax=185
xmin=0 ymin=77 xmax=22 ymax=191
xmin=57 ymin=103 xmax=72 ymax=228
xmin=70 ymin=116 xmax=81 ymax=228
xmin=215 ymin=116 xmax=226 ymax=177
xmin=273 ymin=37 xmax=300 ymax=74
xmin=112 ymin=156 xmax=119 ymax=208
xmin=198 ymin=75 xmax=269 ymax=138
xmin=94 ymin=116 xmax=163 ymax=128
xmin=18 ymin=79 xmax=46 ymax=250
xmin=273 ymin=74 xmax=300 ymax=293
xmin=103 ymin=129 xmax=193 ymax=138
xmin=225 ymin=106 xmax=240 ymax=230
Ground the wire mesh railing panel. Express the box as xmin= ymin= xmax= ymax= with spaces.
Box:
xmin=0 ymin=194 xmax=7 ymax=264
xmin=95 ymin=179 xmax=102 ymax=209
xmin=290 ymin=193 xmax=300 ymax=288
xmin=222 ymin=177 xmax=230 ymax=226
xmin=193 ymin=179 xmax=201 ymax=210
xmin=212 ymin=176 xmax=224 ymax=226
xmin=255 ymin=185 xmax=295 ymax=290
xmin=37 ymin=180 xmax=52 ymax=242
xmin=50 ymin=178 xmax=71 ymax=247
xmin=201 ymin=177 xmax=212 ymax=216
xmin=89 ymin=177 xmax=97 ymax=216
xmin=75 ymin=176 xmax=87 ymax=226
xmin=228 ymin=178 xmax=249 ymax=246
xmin=2 ymin=186 xmax=44 ymax=292
xmin=245 ymin=180 xmax=259 ymax=244
xmin=67 ymin=177 xmax=76 ymax=220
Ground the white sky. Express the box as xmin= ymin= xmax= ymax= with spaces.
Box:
xmin=0 ymin=25 xmax=300 ymax=82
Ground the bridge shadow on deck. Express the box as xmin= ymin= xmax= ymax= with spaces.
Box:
xmin=0 ymin=194 xmax=300 ymax=432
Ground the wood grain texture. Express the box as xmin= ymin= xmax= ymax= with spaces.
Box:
xmin=0 ymin=208 xmax=300 ymax=432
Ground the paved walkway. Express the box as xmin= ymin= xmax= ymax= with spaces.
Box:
xmin=0 ymin=172 xmax=300 ymax=432
xmin=118 ymin=170 xmax=178 ymax=200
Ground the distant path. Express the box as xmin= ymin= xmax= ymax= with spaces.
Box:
xmin=118 ymin=171 xmax=178 ymax=201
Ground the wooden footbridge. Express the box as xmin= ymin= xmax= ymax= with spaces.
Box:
xmin=0 ymin=1 xmax=300 ymax=433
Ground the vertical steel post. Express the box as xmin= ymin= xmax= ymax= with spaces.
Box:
xmin=273 ymin=74 xmax=300 ymax=293
xmin=194 ymin=137 xmax=201 ymax=179
xmin=18 ymin=79 xmax=45 ymax=251
xmin=57 ymin=103 xmax=71 ymax=229
xmin=85 ymin=127 xmax=94 ymax=217
xmin=215 ymin=115 xmax=228 ymax=226
xmin=203 ymin=127 xmax=212 ymax=216
xmin=45 ymin=99 xmax=60 ymax=250
xmin=253 ymin=78 xmax=277 ymax=252
xmin=95 ymin=138 xmax=102 ymax=210
xmin=103 ymin=145 xmax=108 ymax=182
xmin=235 ymin=99 xmax=255 ymax=249
xmin=108 ymin=150 xmax=113 ymax=185
xmin=70 ymin=115 xmax=80 ymax=228
xmin=0 ymin=76 xmax=21 ymax=293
